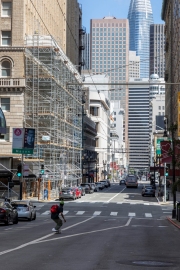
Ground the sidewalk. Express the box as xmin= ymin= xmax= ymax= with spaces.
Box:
xmin=156 ymin=189 xmax=180 ymax=229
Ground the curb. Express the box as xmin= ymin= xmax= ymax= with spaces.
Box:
xmin=167 ymin=217 xmax=180 ymax=229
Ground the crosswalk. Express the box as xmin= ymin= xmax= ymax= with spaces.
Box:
xmin=63 ymin=201 xmax=159 ymax=206
xmin=37 ymin=210 xmax=157 ymax=218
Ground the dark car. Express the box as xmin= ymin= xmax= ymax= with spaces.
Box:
xmin=0 ymin=200 xmax=18 ymax=225
xmin=119 ymin=179 xmax=126 ymax=185
xmin=80 ymin=183 xmax=94 ymax=194
xmin=78 ymin=186 xmax=86 ymax=196
xmin=59 ymin=187 xmax=76 ymax=200
xmin=142 ymin=185 xmax=156 ymax=197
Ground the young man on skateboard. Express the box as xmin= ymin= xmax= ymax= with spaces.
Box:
xmin=51 ymin=201 xmax=66 ymax=233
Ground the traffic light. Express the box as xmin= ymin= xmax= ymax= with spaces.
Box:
xmin=165 ymin=167 xmax=169 ymax=176
xmin=41 ymin=164 xmax=44 ymax=175
xmin=16 ymin=164 xmax=22 ymax=177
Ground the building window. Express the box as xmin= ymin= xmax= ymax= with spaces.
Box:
xmin=2 ymin=31 xmax=11 ymax=46
xmin=0 ymin=127 xmax=9 ymax=141
xmin=95 ymin=138 xmax=99 ymax=147
xmin=1 ymin=98 xmax=10 ymax=111
xmin=90 ymin=106 xmax=99 ymax=116
xmin=2 ymin=2 xmax=12 ymax=17
xmin=1 ymin=60 xmax=11 ymax=76
xmin=158 ymin=106 xmax=161 ymax=110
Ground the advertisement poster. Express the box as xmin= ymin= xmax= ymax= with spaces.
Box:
xmin=12 ymin=128 xmax=35 ymax=154
xmin=24 ymin=128 xmax=35 ymax=149
xmin=12 ymin=128 xmax=24 ymax=150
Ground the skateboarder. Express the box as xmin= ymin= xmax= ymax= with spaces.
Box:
xmin=51 ymin=201 xmax=66 ymax=233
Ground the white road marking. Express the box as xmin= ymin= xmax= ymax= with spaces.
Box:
xmin=76 ymin=211 xmax=85 ymax=215
xmin=63 ymin=211 xmax=69 ymax=215
xmin=144 ymin=203 xmax=150 ymax=205
xmin=117 ymin=202 xmax=123 ymax=204
xmin=130 ymin=202 xmax=136 ymax=205
xmin=93 ymin=211 xmax=101 ymax=216
xmin=0 ymin=216 xmax=95 ymax=256
xmin=41 ymin=210 xmax=50 ymax=215
xmin=145 ymin=213 xmax=152 ymax=218
xmin=4 ymin=228 xmax=12 ymax=231
xmin=163 ymin=212 xmax=172 ymax=214
xmin=128 ymin=213 xmax=136 ymax=217
xmin=107 ymin=187 xmax=126 ymax=203
xmin=110 ymin=212 xmax=118 ymax=216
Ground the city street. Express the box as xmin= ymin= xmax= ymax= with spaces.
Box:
xmin=0 ymin=182 xmax=179 ymax=270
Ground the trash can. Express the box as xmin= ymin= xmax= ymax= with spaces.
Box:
xmin=176 ymin=201 xmax=180 ymax=220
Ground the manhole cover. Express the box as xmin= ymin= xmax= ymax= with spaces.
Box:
xmin=133 ymin=261 xmax=174 ymax=267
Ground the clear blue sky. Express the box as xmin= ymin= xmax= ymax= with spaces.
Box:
xmin=79 ymin=0 xmax=164 ymax=32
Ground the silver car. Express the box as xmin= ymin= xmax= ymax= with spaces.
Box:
xmin=11 ymin=200 xmax=36 ymax=221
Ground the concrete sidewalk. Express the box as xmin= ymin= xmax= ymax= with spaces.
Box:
xmin=156 ymin=190 xmax=180 ymax=229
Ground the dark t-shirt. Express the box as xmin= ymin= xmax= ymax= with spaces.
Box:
xmin=51 ymin=206 xmax=63 ymax=219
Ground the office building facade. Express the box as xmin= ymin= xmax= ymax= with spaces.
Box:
xmin=82 ymin=33 xmax=90 ymax=70
xmin=90 ymin=17 xmax=129 ymax=147
xmin=129 ymin=51 xmax=140 ymax=79
xmin=128 ymin=78 xmax=150 ymax=169
xmin=128 ymin=0 xmax=154 ymax=78
xmin=150 ymin=24 xmax=165 ymax=78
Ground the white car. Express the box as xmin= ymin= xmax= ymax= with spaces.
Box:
xmin=11 ymin=200 xmax=36 ymax=221
xmin=141 ymin=176 xmax=146 ymax=181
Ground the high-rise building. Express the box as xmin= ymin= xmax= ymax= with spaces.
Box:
xmin=129 ymin=51 xmax=140 ymax=79
xmin=150 ymin=24 xmax=165 ymax=78
xmin=90 ymin=17 xmax=129 ymax=147
xmin=128 ymin=78 xmax=150 ymax=169
xmin=82 ymin=33 xmax=90 ymax=70
xmin=128 ymin=0 xmax=154 ymax=78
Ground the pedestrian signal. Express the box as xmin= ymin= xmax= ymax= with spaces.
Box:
xmin=165 ymin=167 xmax=169 ymax=176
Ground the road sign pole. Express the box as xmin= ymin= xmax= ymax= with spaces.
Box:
xmin=164 ymin=163 xmax=166 ymax=203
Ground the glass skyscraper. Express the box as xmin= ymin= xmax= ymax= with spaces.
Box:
xmin=128 ymin=0 xmax=154 ymax=78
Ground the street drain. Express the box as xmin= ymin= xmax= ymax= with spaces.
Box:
xmin=132 ymin=261 xmax=174 ymax=267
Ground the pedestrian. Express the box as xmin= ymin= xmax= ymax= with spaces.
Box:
xmin=44 ymin=188 xmax=48 ymax=200
xmin=51 ymin=201 xmax=66 ymax=233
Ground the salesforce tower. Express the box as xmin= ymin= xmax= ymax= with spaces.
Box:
xmin=128 ymin=0 xmax=154 ymax=78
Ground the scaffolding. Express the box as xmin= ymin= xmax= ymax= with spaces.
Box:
xmin=24 ymin=35 xmax=83 ymax=192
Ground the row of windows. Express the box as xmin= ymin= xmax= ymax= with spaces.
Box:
xmin=1 ymin=2 xmax=11 ymax=17
xmin=92 ymin=28 xmax=126 ymax=32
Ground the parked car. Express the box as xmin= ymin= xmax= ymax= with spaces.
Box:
xmin=78 ymin=186 xmax=86 ymax=196
xmin=89 ymin=183 xmax=97 ymax=192
xmin=0 ymin=199 xmax=18 ymax=225
xmin=142 ymin=185 xmax=155 ymax=197
xmin=100 ymin=180 xmax=109 ymax=188
xmin=11 ymin=200 xmax=36 ymax=221
xmin=73 ymin=187 xmax=81 ymax=199
xmin=119 ymin=179 xmax=126 ymax=185
xmin=126 ymin=176 xmax=138 ymax=188
xmin=59 ymin=187 xmax=76 ymax=200
xmin=95 ymin=182 xmax=104 ymax=190
xmin=80 ymin=183 xmax=94 ymax=194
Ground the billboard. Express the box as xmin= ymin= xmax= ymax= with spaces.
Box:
xmin=24 ymin=128 xmax=35 ymax=149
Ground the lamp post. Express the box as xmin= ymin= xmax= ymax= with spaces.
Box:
xmin=153 ymin=159 xmax=156 ymax=186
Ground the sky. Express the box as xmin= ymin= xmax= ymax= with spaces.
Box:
xmin=79 ymin=0 xmax=164 ymax=32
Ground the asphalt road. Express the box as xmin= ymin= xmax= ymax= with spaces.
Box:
xmin=0 ymin=182 xmax=179 ymax=270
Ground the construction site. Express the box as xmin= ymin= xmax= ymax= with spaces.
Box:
xmin=4 ymin=35 xmax=83 ymax=201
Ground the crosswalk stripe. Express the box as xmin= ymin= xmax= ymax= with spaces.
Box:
xmin=41 ymin=211 xmax=50 ymax=215
xmin=93 ymin=211 xmax=101 ymax=216
xmin=144 ymin=203 xmax=150 ymax=205
xmin=128 ymin=213 xmax=136 ymax=217
xmin=145 ymin=213 xmax=152 ymax=218
xmin=130 ymin=203 xmax=136 ymax=205
xmin=110 ymin=212 xmax=118 ymax=216
xmin=76 ymin=211 xmax=85 ymax=215
xmin=63 ymin=211 xmax=69 ymax=215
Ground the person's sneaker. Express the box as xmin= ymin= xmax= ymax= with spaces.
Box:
xmin=52 ymin=228 xmax=58 ymax=232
